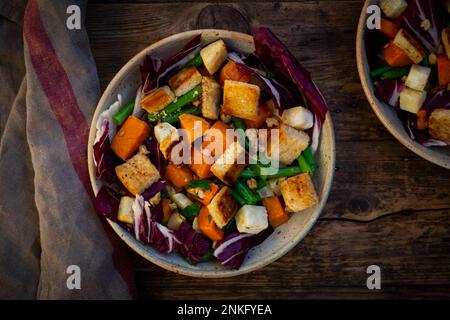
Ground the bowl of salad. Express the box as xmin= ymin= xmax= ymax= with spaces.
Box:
xmin=357 ymin=0 xmax=450 ymax=169
xmin=88 ymin=29 xmax=335 ymax=277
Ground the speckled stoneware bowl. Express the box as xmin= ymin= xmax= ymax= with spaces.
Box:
xmin=356 ymin=0 xmax=450 ymax=169
xmin=88 ymin=29 xmax=335 ymax=277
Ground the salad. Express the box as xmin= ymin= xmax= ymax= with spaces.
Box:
xmin=369 ymin=0 xmax=450 ymax=146
xmin=92 ymin=28 xmax=329 ymax=270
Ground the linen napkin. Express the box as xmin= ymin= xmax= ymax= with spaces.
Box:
xmin=0 ymin=0 xmax=136 ymax=299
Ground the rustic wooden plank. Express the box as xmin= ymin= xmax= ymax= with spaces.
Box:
xmin=129 ymin=209 xmax=450 ymax=299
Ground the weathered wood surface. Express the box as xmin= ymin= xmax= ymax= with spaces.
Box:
xmin=86 ymin=0 xmax=450 ymax=299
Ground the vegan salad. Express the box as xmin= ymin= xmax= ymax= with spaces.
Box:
xmin=369 ymin=0 xmax=450 ymax=146
xmin=92 ymin=28 xmax=329 ymax=269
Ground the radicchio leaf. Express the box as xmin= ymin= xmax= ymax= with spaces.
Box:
xmin=145 ymin=126 xmax=167 ymax=176
xmin=402 ymin=0 xmax=445 ymax=53
xmin=132 ymin=195 xmax=181 ymax=253
xmin=376 ymin=79 xmax=405 ymax=108
xmin=177 ymin=222 xmax=212 ymax=265
xmin=141 ymin=35 xmax=201 ymax=94
xmin=423 ymin=87 xmax=450 ymax=113
xmin=213 ymin=227 xmax=273 ymax=270
xmin=141 ymin=180 xmax=166 ymax=201
xmin=398 ymin=110 xmax=448 ymax=146
xmin=252 ymin=27 xmax=329 ymax=152
xmin=93 ymin=119 xmax=120 ymax=183
xmin=93 ymin=186 xmax=121 ymax=222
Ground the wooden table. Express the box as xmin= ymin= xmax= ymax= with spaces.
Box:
xmin=86 ymin=0 xmax=450 ymax=299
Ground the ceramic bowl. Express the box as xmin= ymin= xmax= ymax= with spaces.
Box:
xmin=88 ymin=29 xmax=336 ymax=277
xmin=356 ymin=0 xmax=450 ymax=169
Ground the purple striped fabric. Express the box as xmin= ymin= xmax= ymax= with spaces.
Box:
xmin=0 ymin=0 xmax=137 ymax=299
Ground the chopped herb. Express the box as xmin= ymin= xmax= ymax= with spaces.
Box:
xmin=186 ymin=179 xmax=212 ymax=190
xmin=180 ymin=203 xmax=201 ymax=218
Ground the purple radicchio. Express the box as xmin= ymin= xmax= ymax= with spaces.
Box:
xmin=423 ymin=87 xmax=450 ymax=113
xmin=402 ymin=0 xmax=445 ymax=53
xmin=132 ymin=195 xmax=181 ymax=253
xmin=144 ymin=125 xmax=167 ymax=176
xmin=376 ymin=79 xmax=405 ymax=108
xmin=398 ymin=110 xmax=448 ymax=147
xmin=177 ymin=222 xmax=212 ymax=265
xmin=213 ymin=227 xmax=273 ymax=270
xmin=93 ymin=118 xmax=120 ymax=183
xmin=93 ymin=186 xmax=121 ymax=222
xmin=252 ymin=27 xmax=329 ymax=152
xmin=141 ymin=35 xmax=201 ymax=94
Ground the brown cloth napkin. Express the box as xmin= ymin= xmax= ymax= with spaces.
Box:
xmin=0 ymin=0 xmax=136 ymax=299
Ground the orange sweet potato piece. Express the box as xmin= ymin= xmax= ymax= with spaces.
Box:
xmin=179 ymin=113 xmax=210 ymax=144
xmin=262 ymin=196 xmax=289 ymax=228
xmin=437 ymin=54 xmax=450 ymax=86
xmin=164 ymin=163 xmax=193 ymax=188
xmin=186 ymin=181 xmax=219 ymax=205
xmin=383 ymin=42 xmax=413 ymax=67
xmin=198 ymin=206 xmax=223 ymax=241
xmin=111 ymin=116 xmax=150 ymax=161
xmin=218 ymin=60 xmax=252 ymax=85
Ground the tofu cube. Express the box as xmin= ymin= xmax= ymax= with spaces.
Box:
xmin=117 ymin=196 xmax=135 ymax=224
xmin=399 ymin=88 xmax=427 ymax=114
xmin=167 ymin=212 xmax=186 ymax=231
xmin=405 ymin=64 xmax=431 ymax=91
xmin=393 ymin=29 xmax=426 ymax=64
xmin=222 ymin=80 xmax=260 ymax=120
xmin=280 ymin=173 xmax=319 ymax=213
xmin=201 ymin=77 xmax=221 ymax=120
xmin=168 ymin=66 xmax=202 ymax=97
xmin=442 ymin=28 xmax=450 ymax=59
xmin=207 ymin=186 xmax=238 ymax=228
xmin=199 ymin=39 xmax=228 ymax=75
xmin=154 ymin=122 xmax=180 ymax=159
xmin=270 ymin=124 xmax=310 ymax=165
xmin=211 ymin=141 xmax=247 ymax=185
xmin=429 ymin=108 xmax=450 ymax=143
xmin=379 ymin=0 xmax=408 ymax=18
xmin=235 ymin=205 xmax=269 ymax=234
xmin=115 ymin=152 xmax=160 ymax=195
xmin=281 ymin=106 xmax=314 ymax=130
xmin=140 ymin=86 xmax=175 ymax=113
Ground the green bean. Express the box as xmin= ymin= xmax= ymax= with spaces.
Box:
xmin=380 ymin=66 xmax=410 ymax=80
xmin=234 ymin=180 xmax=260 ymax=205
xmin=185 ymin=53 xmax=203 ymax=68
xmin=113 ymin=101 xmax=135 ymax=125
xmin=232 ymin=117 xmax=250 ymax=150
xmin=148 ymin=85 xmax=202 ymax=122
xmin=179 ymin=203 xmax=201 ymax=218
xmin=230 ymin=188 xmax=247 ymax=206
xmin=297 ymin=154 xmax=312 ymax=174
xmin=370 ymin=65 xmax=392 ymax=79
xmin=239 ymin=168 xmax=259 ymax=178
xmin=163 ymin=106 xmax=201 ymax=125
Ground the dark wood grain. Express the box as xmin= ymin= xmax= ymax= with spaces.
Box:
xmin=86 ymin=0 xmax=450 ymax=299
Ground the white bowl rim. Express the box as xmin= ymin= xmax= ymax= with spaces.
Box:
xmin=356 ymin=0 xmax=450 ymax=170
xmin=87 ymin=29 xmax=336 ymax=277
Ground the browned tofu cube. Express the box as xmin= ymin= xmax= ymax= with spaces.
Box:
xmin=115 ymin=152 xmax=160 ymax=195
xmin=280 ymin=173 xmax=319 ymax=213
xmin=206 ymin=186 xmax=238 ymax=228
xmin=168 ymin=66 xmax=202 ymax=97
xmin=429 ymin=108 xmax=450 ymax=143
xmin=141 ymin=86 xmax=175 ymax=113
xmin=201 ymin=76 xmax=221 ymax=120
xmin=222 ymin=80 xmax=260 ymax=120
xmin=269 ymin=124 xmax=310 ymax=165
xmin=210 ymin=141 xmax=247 ymax=185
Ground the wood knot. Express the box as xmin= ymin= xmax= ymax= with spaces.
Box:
xmin=196 ymin=5 xmax=250 ymax=34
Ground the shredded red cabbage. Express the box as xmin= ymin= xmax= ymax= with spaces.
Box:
xmin=92 ymin=119 xmax=120 ymax=183
xmin=177 ymin=222 xmax=212 ymax=265
xmin=93 ymin=186 xmax=121 ymax=222
xmin=402 ymin=0 xmax=445 ymax=53
xmin=376 ymin=79 xmax=405 ymax=108
xmin=252 ymin=27 xmax=329 ymax=152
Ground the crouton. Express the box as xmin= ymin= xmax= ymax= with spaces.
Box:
xmin=168 ymin=66 xmax=202 ymax=97
xmin=280 ymin=173 xmax=319 ymax=213
xmin=281 ymin=106 xmax=314 ymax=130
xmin=442 ymin=28 xmax=450 ymax=59
xmin=379 ymin=0 xmax=408 ymax=18
xmin=270 ymin=124 xmax=309 ymax=165
xmin=206 ymin=186 xmax=238 ymax=228
xmin=154 ymin=122 xmax=180 ymax=159
xmin=405 ymin=65 xmax=431 ymax=91
xmin=200 ymin=39 xmax=228 ymax=75
xmin=393 ymin=29 xmax=426 ymax=64
xmin=115 ymin=152 xmax=161 ymax=195
xmin=140 ymin=86 xmax=175 ymax=113
xmin=429 ymin=108 xmax=450 ymax=143
xmin=400 ymin=88 xmax=427 ymax=114
xmin=222 ymin=80 xmax=260 ymax=120
xmin=210 ymin=141 xmax=247 ymax=185
xmin=201 ymin=77 xmax=221 ymax=120
xmin=117 ymin=196 xmax=135 ymax=224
